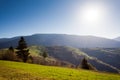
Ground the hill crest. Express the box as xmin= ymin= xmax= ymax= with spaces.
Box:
xmin=0 ymin=34 xmax=120 ymax=48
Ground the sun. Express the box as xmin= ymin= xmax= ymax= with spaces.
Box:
xmin=75 ymin=2 xmax=107 ymax=27
xmin=72 ymin=2 xmax=109 ymax=36
xmin=81 ymin=6 xmax=103 ymax=25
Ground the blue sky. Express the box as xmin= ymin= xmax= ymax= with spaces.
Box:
xmin=0 ymin=0 xmax=120 ymax=38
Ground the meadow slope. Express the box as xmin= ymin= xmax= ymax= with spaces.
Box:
xmin=0 ymin=60 xmax=120 ymax=80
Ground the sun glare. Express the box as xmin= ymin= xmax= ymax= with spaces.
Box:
xmin=75 ymin=2 xmax=107 ymax=27
xmin=81 ymin=6 xmax=103 ymax=25
xmin=72 ymin=2 xmax=110 ymax=37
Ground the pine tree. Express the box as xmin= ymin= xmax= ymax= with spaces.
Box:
xmin=16 ymin=37 xmax=30 ymax=62
xmin=42 ymin=51 xmax=48 ymax=58
xmin=81 ymin=58 xmax=89 ymax=69
xmin=9 ymin=46 xmax=14 ymax=52
xmin=81 ymin=57 xmax=97 ymax=70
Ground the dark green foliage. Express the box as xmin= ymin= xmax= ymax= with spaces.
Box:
xmin=81 ymin=58 xmax=96 ymax=70
xmin=9 ymin=46 xmax=14 ymax=52
xmin=81 ymin=58 xmax=89 ymax=69
xmin=42 ymin=51 xmax=48 ymax=58
xmin=16 ymin=37 xmax=30 ymax=62
xmin=16 ymin=37 xmax=27 ymax=50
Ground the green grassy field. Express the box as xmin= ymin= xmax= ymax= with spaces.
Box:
xmin=0 ymin=60 xmax=120 ymax=80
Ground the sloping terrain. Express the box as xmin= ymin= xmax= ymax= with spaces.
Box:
xmin=45 ymin=46 xmax=120 ymax=73
xmin=81 ymin=48 xmax=120 ymax=69
xmin=0 ymin=46 xmax=120 ymax=73
xmin=0 ymin=60 xmax=120 ymax=80
xmin=114 ymin=37 xmax=120 ymax=41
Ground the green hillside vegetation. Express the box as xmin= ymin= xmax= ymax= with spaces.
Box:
xmin=28 ymin=46 xmax=45 ymax=56
xmin=0 ymin=46 xmax=44 ymax=59
xmin=0 ymin=60 xmax=120 ymax=80
xmin=0 ymin=46 xmax=75 ymax=68
xmin=64 ymin=46 xmax=91 ymax=58
xmin=1 ymin=45 xmax=119 ymax=73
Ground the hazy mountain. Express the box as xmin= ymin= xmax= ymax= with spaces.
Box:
xmin=0 ymin=34 xmax=120 ymax=48
xmin=114 ymin=37 xmax=120 ymax=41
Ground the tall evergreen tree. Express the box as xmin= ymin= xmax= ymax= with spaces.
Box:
xmin=16 ymin=37 xmax=30 ymax=62
xmin=42 ymin=51 xmax=48 ymax=58
xmin=80 ymin=57 xmax=97 ymax=70
xmin=81 ymin=58 xmax=89 ymax=69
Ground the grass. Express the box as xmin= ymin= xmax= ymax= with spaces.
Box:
xmin=0 ymin=60 xmax=120 ymax=80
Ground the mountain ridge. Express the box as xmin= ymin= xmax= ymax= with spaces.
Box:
xmin=0 ymin=34 xmax=120 ymax=48
xmin=114 ymin=37 xmax=120 ymax=41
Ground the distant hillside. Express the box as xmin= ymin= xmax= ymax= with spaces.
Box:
xmin=80 ymin=48 xmax=120 ymax=70
xmin=1 ymin=34 xmax=120 ymax=48
xmin=114 ymin=37 xmax=120 ymax=41
xmin=0 ymin=60 xmax=120 ymax=80
xmin=45 ymin=46 xmax=120 ymax=73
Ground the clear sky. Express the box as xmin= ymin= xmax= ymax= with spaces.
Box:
xmin=0 ymin=0 xmax=120 ymax=39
